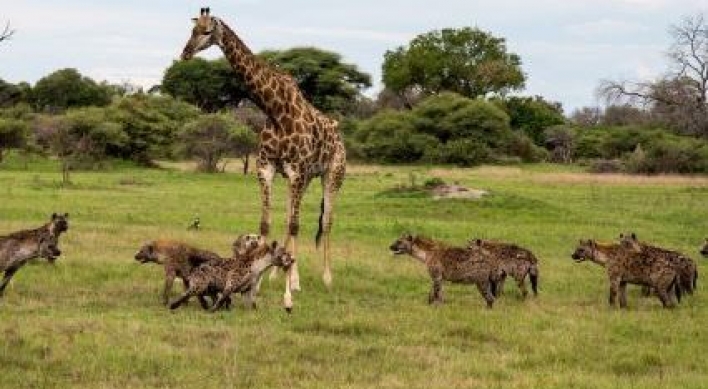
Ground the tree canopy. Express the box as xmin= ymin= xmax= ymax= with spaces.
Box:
xmin=31 ymin=68 xmax=116 ymax=112
xmin=382 ymin=27 xmax=525 ymax=105
xmin=260 ymin=47 xmax=372 ymax=115
xmin=161 ymin=58 xmax=248 ymax=113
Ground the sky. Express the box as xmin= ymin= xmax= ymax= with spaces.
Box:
xmin=0 ymin=0 xmax=706 ymax=113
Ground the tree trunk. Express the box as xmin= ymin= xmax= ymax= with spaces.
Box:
xmin=61 ymin=160 xmax=71 ymax=185
xmin=242 ymin=154 xmax=249 ymax=175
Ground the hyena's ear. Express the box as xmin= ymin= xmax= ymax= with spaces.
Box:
xmin=271 ymin=240 xmax=278 ymax=250
xmin=619 ymin=233 xmax=624 ymax=239
xmin=52 ymin=213 xmax=58 ymax=220
xmin=631 ymin=232 xmax=637 ymax=240
xmin=475 ymin=239 xmax=482 ymax=247
xmin=63 ymin=213 xmax=69 ymax=219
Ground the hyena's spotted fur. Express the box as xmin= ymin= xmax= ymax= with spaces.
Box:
xmin=389 ymin=234 xmax=502 ymax=308
xmin=134 ymin=239 xmax=224 ymax=307
xmin=619 ymin=233 xmax=698 ymax=295
xmin=0 ymin=213 xmax=69 ymax=297
xmin=571 ymin=239 xmax=681 ymax=309
xmin=700 ymin=239 xmax=708 ymax=258
xmin=468 ymin=238 xmax=539 ymax=298
xmin=169 ymin=240 xmax=295 ymax=312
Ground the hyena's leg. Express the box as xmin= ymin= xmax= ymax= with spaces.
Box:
xmin=428 ymin=270 xmax=444 ymax=305
xmin=162 ymin=270 xmax=177 ymax=306
xmin=608 ymin=279 xmax=619 ymax=307
xmin=0 ymin=267 xmax=20 ymax=296
xmin=515 ymin=273 xmax=529 ymax=299
xmin=169 ymin=288 xmax=196 ymax=310
xmin=618 ymin=281 xmax=629 ymax=309
xmin=476 ymin=281 xmax=495 ymax=309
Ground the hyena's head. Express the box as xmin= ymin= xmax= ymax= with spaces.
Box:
xmin=571 ymin=239 xmax=597 ymax=262
xmin=39 ymin=233 xmax=62 ymax=263
xmin=232 ymin=233 xmax=266 ymax=257
xmin=618 ymin=232 xmax=642 ymax=252
xmin=134 ymin=241 xmax=160 ymax=264
xmin=701 ymin=238 xmax=708 ymax=258
xmin=49 ymin=213 xmax=69 ymax=234
xmin=268 ymin=241 xmax=295 ymax=270
xmin=389 ymin=233 xmax=415 ymax=256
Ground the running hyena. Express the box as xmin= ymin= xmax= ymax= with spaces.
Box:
xmin=169 ymin=240 xmax=295 ymax=312
xmin=467 ymin=238 xmax=539 ymax=298
xmin=0 ymin=213 xmax=69 ymax=297
xmin=389 ymin=234 xmax=502 ymax=308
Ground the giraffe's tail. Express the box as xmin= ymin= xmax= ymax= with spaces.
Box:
xmin=315 ymin=197 xmax=324 ymax=248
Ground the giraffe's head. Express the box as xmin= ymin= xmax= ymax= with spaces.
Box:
xmin=181 ymin=7 xmax=223 ymax=60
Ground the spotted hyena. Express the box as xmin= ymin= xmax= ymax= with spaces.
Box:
xmin=134 ymin=239 xmax=224 ymax=307
xmin=700 ymin=239 xmax=708 ymax=258
xmin=619 ymin=233 xmax=697 ymax=295
xmin=0 ymin=213 xmax=69 ymax=297
xmin=468 ymin=238 xmax=539 ymax=298
xmin=169 ymin=240 xmax=295 ymax=312
xmin=389 ymin=234 xmax=502 ymax=308
xmin=571 ymin=239 xmax=681 ymax=309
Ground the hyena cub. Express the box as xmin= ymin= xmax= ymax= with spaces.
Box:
xmin=169 ymin=240 xmax=295 ymax=312
xmin=571 ymin=239 xmax=681 ymax=309
xmin=134 ymin=239 xmax=223 ymax=307
xmin=619 ymin=233 xmax=697 ymax=295
xmin=468 ymin=238 xmax=539 ymax=298
xmin=389 ymin=234 xmax=502 ymax=308
xmin=0 ymin=213 xmax=69 ymax=297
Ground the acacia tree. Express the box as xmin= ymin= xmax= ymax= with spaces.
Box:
xmin=382 ymin=27 xmax=525 ymax=107
xmin=179 ymin=113 xmax=256 ymax=173
xmin=599 ymin=13 xmax=708 ymax=136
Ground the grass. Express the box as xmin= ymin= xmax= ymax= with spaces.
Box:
xmin=1 ymin=154 xmax=707 ymax=388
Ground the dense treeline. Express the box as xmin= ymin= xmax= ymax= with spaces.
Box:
xmin=1 ymin=19 xmax=707 ymax=175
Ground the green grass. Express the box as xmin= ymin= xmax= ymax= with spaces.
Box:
xmin=1 ymin=155 xmax=707 ymax=388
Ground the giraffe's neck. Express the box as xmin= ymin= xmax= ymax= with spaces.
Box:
xmin=216 ymin=19 xmax=311 ymax=123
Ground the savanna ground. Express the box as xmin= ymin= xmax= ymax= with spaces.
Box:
xmin=1 ymin=154 xmax=707 ymax=389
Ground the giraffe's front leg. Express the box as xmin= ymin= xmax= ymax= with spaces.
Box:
xmin=257 ymin=161 xmax=275 ymax=238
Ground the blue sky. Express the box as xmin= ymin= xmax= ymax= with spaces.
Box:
xmin=1 ymin=0 xmax=706 ymax=113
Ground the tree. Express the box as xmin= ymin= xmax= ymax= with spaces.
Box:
xmin=179 ymin=113 xmax=255 ymax=173
xmin=0 ymin=21 xmax=14 ymax=44
xmin=570 ymin=107 xmax=602 ymax=127
xmin=497 ymin=96 xmax=565 ymax=145
xmin=108 ymin=94 xmax=199 ymax=165
xmin=382 ymin=27 xmax=525 ymax=106
xmin=161 ymin=58 xmax=248 ymax=112
xmin=598 ymin=13 xmax=708 ymax=136
xmin=51 ymin=107 xmax=127 ymax=183
xmin=259 ymin=47 xmax=372 ymax=115
xmin=31 ymin=68 xmax=114 ymax=112
xmin=0 ymin=117 xmax=29 ymax=163
xmin=0 ymin=79 xmax=31 ymax=107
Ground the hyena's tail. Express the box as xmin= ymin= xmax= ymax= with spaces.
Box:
xmin=529 ymin=264 xmax=539 ymax=296
xmin=315 ymin=197 xmax=325 ymax=247
xmin=672 ymin=275 xmax=682 ymax=304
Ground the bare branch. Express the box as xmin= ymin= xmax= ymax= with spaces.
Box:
xmin=0 ymin=21 xmax=15 ymax=43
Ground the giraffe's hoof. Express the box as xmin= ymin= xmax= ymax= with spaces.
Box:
xmin=285 ymin=306 xmax=293 ymax=314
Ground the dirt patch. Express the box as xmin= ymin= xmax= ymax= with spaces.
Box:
xmin=430 ymin=184 xmax=488 ymax=200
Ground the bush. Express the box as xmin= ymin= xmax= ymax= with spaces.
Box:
xmin=424 ymin=139 xmax=492 ymax=166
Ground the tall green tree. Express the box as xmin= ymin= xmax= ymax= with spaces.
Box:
xmin=382 ymin=27 xmax=525 ymax=106
xmin=161 ymin=58 xmax=248 ymax=112
xmin=260 ymin=47 xmax=372 ymax=115
xmin=31 ymin=68 xmax=115 ymax=112
xmin=499 ymin=96 xmax=565 ymax=145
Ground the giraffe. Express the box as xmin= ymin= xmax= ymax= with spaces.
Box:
xmin=180 ymin=8 xmax=346 ymax=312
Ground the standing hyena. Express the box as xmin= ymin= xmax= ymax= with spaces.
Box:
xmin=571 ymin=239 xmax=681 ymax=309
xmin=0 ymin=213 xmax=69 ymax=297
xmin=389 ymin=234 xmax=501 ymax=308
xmin=467 ymin=238 xmax=539 ymax=298
xmin=619 ymin=233 xmax=697 ymax=295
